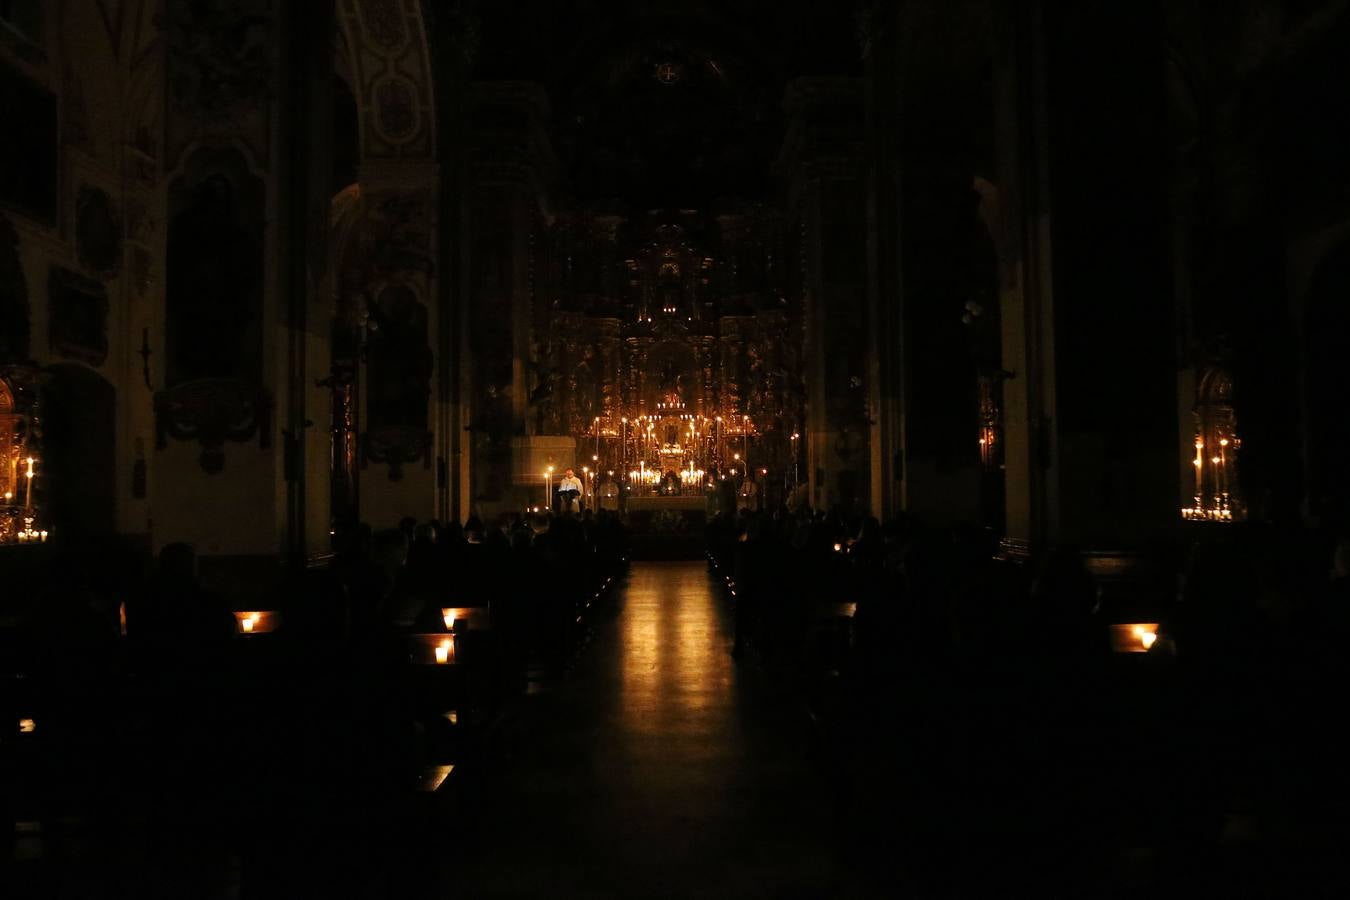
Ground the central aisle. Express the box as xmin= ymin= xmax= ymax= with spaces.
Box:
xmin=451 ymin=561 xmax=842 ymax=897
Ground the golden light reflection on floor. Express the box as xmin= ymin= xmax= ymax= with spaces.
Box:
xmin=620 ymin=564 xmax=730 ymax=735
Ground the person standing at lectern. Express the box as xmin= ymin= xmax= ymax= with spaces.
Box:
xmin=557 ymin=467 xmax=583 ymax=513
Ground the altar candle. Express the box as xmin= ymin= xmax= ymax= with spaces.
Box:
xmin=1193 ymin=439 xmax=1204 ymax=503
xmin=24 ymin=457 xmax=34 ymax=510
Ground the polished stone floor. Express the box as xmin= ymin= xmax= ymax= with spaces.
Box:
xmin=448 ymin=561 xmax=857 ymax=898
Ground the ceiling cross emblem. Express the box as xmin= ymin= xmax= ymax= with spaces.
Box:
xmin=654 ymin=62 xmax=682 ymax=85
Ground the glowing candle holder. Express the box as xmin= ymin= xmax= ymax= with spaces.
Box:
xmin=434 ymin=638 xmax=453 ymax=664
xmin=1110 ymin=623 xmax=1160 ymax=653
xmin=234 ymin=611 xmax=276 ymax=634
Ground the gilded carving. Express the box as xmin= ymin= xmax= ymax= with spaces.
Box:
xmin=374 ymin=77 xmax=418 ymax=141
xmin=359 ymin=0 xmax=406 ymax=50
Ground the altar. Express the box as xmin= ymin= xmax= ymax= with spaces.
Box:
xmin=625 ymin=493 xmax=710 ymax=558
xmin=626 ymin=494 xmax=708 ymax=514
xmin=518 ymin=216 xmax=801 ymax=523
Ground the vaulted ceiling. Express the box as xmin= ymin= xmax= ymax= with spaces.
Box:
xmin=469 ymin=1 xmax=864 ymax=206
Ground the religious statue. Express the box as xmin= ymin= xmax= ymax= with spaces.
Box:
xmin=659 ymin=359 xmax=683 ymax=405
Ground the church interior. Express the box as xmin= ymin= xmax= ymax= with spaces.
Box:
xmin=3 ymin=1 xmax=1350 ymax=895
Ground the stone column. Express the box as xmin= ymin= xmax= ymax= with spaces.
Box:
xmin=994 ymin=1 xmax=1177 ymax=549
xmin=781 ymin=78 xmax=869 ymax=513
xmin=279 ymin=0 xmax=336 ymax=563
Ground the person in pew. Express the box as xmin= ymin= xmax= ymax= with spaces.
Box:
xmin=342 ymin=528 xmax=412 ymax=634
xmin=133 ymin=542 xmax=236 ymax=660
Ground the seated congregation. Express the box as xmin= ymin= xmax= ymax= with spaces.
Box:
xmin=707 ymin=508 xmax=1350 ymax=895
xmin=2 ymin=510 xmax=628 ymax=894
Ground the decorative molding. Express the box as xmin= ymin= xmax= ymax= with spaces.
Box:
xmin=153 ymin=378 xmax=272 ymax=474
xmin=360 ymin=425 xmax=431 ymax=481
xmin=336 ymin=0 xmax=437 ymax=159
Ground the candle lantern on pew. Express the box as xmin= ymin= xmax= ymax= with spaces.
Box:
xmin=434 ymin=636 xmax=455 ymax=664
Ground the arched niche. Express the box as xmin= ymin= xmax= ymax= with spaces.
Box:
xmin=361 ymin=282 xmax=433 ymax=480
xmin=156 ymin=145 xmax=271 ymax=473
xmin=165 ymin=146 xmax=265 ymax=387
xmin=644 ymin=339 xmax=700 ymax=411
xmin=41 ymin=364 xmax=116 ymax=538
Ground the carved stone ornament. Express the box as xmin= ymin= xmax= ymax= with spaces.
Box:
xmin=163 ymin=0 xmax=272 ymax=122
xmin=360 ymin=0 xmax=407 ymax=50
xmin=361 ymin=424 xmax=431 ymax=481
xmin=375 ymin=77 xmax=418 ymax=141
xmin=154 ymin=378 xmax=271 ymax=473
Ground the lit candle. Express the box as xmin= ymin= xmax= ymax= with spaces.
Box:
xmin=1218 ymin=437 xmax=1230 ymax=510
xmin=1193 ymin=439 xmax=1204 ymax=508
xmin=443 ymin=609 xmax=456 ymax=631
xmin=241 ymin=614 xmax=258 ymax=633
xmin=435 ymin=638 xmax=453 ymax=664
xmin=24 ymin=457 xmax=34 ymax=510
